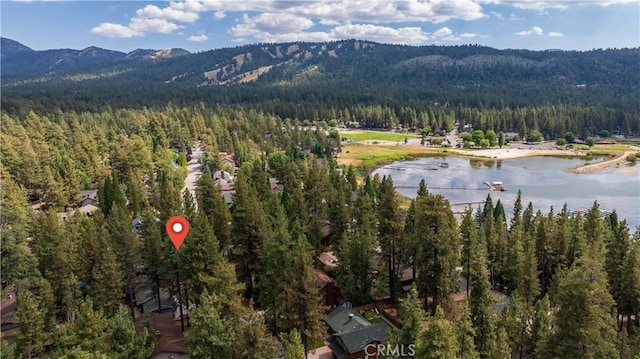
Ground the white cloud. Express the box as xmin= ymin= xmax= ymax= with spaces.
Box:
xmin=332 ymin=24 xmax=429 ymax=44
xmin=90 ymin=23 xmax=143 ymax=38
xmin=490 ymin=11 xmax=504 ymax=20
xmin=230 ymin=13 xmax=314 ymax=39
xmin=548 ymin=31 xmax=564 ymax=37
xmin=460 ymin=32 xmax=479 ymax=38
xmin=319 ymin=19 xmax=341 ymax=26
xmin=516 ymin=26 xmax=544 ymax=36
xmin=187 ymin=33 xmax=208 ymax=42
xmin=91 ymin=0 xmax=626 ymax=42
xmin=432 ymin=27 xmax=458 ymax=41
xmin=136 ymin=4 xmax=199 ymax=23
xmin=129 ymin=18 xmax=182 ymax=34
xmin=477 ymin=0 xmax=636 ymax=10
xmin=92 ymin=0 xmax=489 ymax=39
xmin=229 ymin=22 xmax=431 ymax=45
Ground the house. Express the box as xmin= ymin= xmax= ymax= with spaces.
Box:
xmin=79 ymin=189 xmax=99 ymax=207
xmin=135 ymin=286 xmax=173 ymax=314
xmin=58 ymin=204 xmax=99 ymax=221
xmin=131 ymin=218 xmax=144 ymax=232
xmin=319 ymin=251 xmax=339 ymax=269
xmin=222 ymin=192 xmax=234 ymax=207
xmin=400 ymin=268 xmax=416 ymax=293
xmin=320 ymin=220 xmax=333 ymax=247
xmin=313 ymin=268 xmax=341 ymax=307
xmin=219 ymin=152 xmax=236 ymax=168
xmin=269 ymin=177 xmax=284 ymax=193
xmin=325 ymin=307 xmax=388 ymax=359
xmin=213 ymin=170 xmax=233 ymax=182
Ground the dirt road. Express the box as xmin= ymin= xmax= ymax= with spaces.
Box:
xmin=181 ymin=143 xmax=203 ymax=205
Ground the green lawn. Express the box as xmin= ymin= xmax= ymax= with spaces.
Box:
xmin=340 ymin=131 xmax=419 ymax=142
xmin=339 ymin=143 xmax=440 ymax=169
xmin=308 ymin=338 xmax=325 ymax=349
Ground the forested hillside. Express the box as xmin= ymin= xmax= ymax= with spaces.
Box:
xmin=2 ymin=39 xmax=639 ymax=138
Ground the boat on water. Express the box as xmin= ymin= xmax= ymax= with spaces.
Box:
xmin=484 ymin=181 xmax=507 ymax=191
xmin=439 ymin=162 xmax=449 ymax=168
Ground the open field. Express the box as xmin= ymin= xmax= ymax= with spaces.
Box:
xmin=338 ymin=130 xmax=419 ymax=142
xmin=338 ymin=143 xmax=441 ymax=169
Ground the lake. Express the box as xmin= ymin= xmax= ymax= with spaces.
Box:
xmin=373 ymin=156 xmax=640 ymax=230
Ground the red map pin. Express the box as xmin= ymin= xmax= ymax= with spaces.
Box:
xmin=166 ymin=216 xmax=189 ymax=251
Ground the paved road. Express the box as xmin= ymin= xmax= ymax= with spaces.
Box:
xmin=181 ymin=143 xmax=203 ymax=206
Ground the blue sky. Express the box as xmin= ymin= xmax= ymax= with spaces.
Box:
xmin=2 ymin=0 xmax=639 ymax=53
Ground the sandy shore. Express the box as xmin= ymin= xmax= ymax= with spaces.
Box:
xmin=361 ymin=141 xmax=580 ymax=160
xmin=446 ymin=147 xmax=572 ymax=160
xmin=565 ymin=151 xmax=634 ymax=174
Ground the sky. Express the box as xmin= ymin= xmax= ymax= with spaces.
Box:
xmin=2 ymin=0 xmax=639 ymax=53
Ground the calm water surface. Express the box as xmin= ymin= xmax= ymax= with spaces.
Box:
xmin=373 ymin=156 xmax=640 ymax=230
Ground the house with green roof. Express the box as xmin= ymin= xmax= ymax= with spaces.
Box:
xmin=325 ymin=306 xmax=388 ymax=359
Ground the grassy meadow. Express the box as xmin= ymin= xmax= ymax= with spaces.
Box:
xmin=339 ymin=131 xmax=419 ymax=142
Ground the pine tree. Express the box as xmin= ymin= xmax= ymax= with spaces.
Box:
xmin=91 ymin=235 xmax=124 ymax=316
xmin=605 ymin=219 xmax=631 ymax=326
xmin=281 ymin=329 xmax=306 ymax=359
xmin=377 ymin=176 xmax=404 ymax=303
xmin=109 ymin=307 xmax=154 ymax=359
xmin=259 ymin=198 xmax=297 ymax=332
xmin=336 ymin=228 xmax=374 ymax=305
xmin=502 ymin=292 xmax=532 ymax=359
xmin=16 ymin=289 xmax=49 ymax=359
xmin=285 ymin=238 xmax=327 ymax=356
xmin=584 ymin=202 xmax=606 ymax=249
xmin=327 ymin=168 xmax=350 ymax=245
xmin=416 ymin=306 xmax=457 ymax=359
xmin=618 ymin=238 xmax=640 ymax=331
xmin=568 ymin=213 xmax=587 ymax=265
xmin=469 ymin=231 xmax=496 ymax=357
xmin=531 ymin=295 xmax=552 ymax=358
xmin=30 ymin=210 xmax=75 ymax=319
xmin=233 ymin=311 xmax=278 ymax=359
xmin=1 ymin=336 xmax=17 ymax=359
xmin=520 ymin=229 xmax=540 ymax=303
xmin=396 ymin=285 xmax=425 ymax=346
xmin=108 ymin=203 xmax=140 ymax=319
xmin=182 ymin=188 xmax=196 ymax=221
xmin=460 ymin=208 xmax=478 ymax=297
xmin=0 ymin=169 xmax=32 ymax=284
xmin=180 ymin=211 xmax=224 ymax=305
xmin=455 ymin=301 xmax=480 ymax=359
xmin=141 ymin=210 xmax=166 ymax=313
xmin=187 ymin=292 xmax=235 ymax=359
xmin=486 ymin=324 xmax=511 ymax=359
xmin=231 ymin=169 xmax=271 ymax=299
xmin=58 ymin=299 xmax=111 ymax=356
xmin=413 ymin=192 xmax=459 ymax=313
xmin=548 ymin=247 xmax=620 ymax=358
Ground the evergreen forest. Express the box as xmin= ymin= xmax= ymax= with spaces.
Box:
xmin=1 ymin=104 xmax=639 ymax=358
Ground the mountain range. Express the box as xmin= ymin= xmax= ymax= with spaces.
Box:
xmin=2 ymin=37 xmax=638 ymax=113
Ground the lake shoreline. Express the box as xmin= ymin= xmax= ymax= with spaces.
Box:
xmin=338 ymin=142 xmax=636 ymax=175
